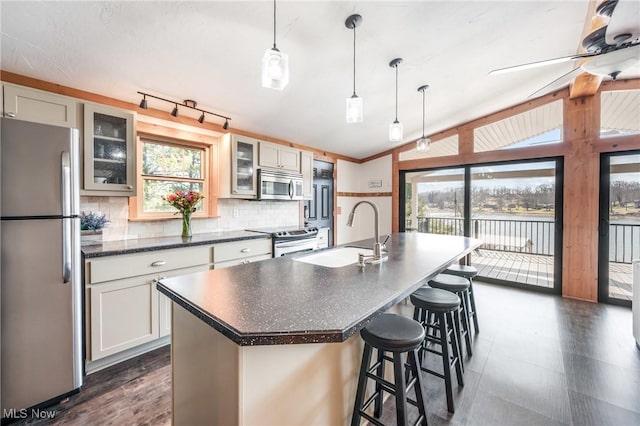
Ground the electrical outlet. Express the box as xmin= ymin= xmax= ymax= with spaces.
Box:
xmin=233 ymin=208 xmax=239 ymax=218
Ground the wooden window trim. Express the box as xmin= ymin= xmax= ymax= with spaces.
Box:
xmin=129 ymin=123 xmax=219 ymax=220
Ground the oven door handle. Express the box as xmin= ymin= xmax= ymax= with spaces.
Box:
xmin=276 ymin=239 xmax=317 ymax=249
xmin=288 ymin=180 xmax=294 ymax=198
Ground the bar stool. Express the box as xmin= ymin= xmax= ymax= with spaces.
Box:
xmin=351 ymin=313 xmax=429 ymax=426
xmin=428 ymin=274 xmax=473 ymax=359
xmin=410 ymin=287 xmax=464 ymax=413
xmin=445 ymin=264 xmax=480 ymax=334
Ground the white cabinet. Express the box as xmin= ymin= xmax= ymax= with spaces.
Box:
xmin=213 ymin=238 xmax=272 ymax=269
xmin=83 ymin=103 xmax=136 ymax=195
xmin=2 ymin=83 xmax=77 ymax=127
xmin=316 ymin=228 xmax=330 ymax=249
xmin=259 ymin=141 xmax=300 ymax=172
xmin=89 ymin=274 xmax=159 ymax=360
xmin=85 ymin=245 xmax=213 ymax=362
xmin=300 ymin=150 xmax=314 ymax=200
xmin=219 ymin=133 xmax=259 ymax=199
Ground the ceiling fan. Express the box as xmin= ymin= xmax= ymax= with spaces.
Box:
xmin=489 ymin=0 xmax=640 ymax=98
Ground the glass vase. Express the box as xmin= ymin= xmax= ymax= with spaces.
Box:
xmin=181 ymin=211 xmax=192 ymax=240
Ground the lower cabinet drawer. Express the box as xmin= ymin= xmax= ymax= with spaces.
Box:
xmin=213 ymin=238 xmax=272 ymax=263
xmin=88 ymin=245 xmax=212 ymax=283
xmin=214 ymin=254 xmax=273 ymax=269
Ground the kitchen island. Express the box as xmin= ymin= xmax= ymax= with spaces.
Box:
xmin=157 ymin=233 xmax=482 ymax=425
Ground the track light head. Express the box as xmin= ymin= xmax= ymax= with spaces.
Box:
xmin=171 ymin=104 xmax=179 ymax=117
xmin=139 ymin=95 xmax=147 ymax=109
xmin=223 ymin=119 xmax=229 ymax=130
xmin=198 ymin=112 xmax=205 ymax=124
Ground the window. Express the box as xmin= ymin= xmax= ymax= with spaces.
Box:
xmin=130 ymin=132 xmax=214 ymax=220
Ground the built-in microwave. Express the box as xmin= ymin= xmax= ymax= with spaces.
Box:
xmin=258 ymin=168 xmax=304 ymax=201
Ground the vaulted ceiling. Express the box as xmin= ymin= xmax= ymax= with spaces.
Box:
xmin=2 ymin=1 xmax=638 ymax=159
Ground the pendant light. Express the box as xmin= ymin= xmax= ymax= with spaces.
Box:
xmin=416 ymin=85 xmax=431 ymax=152
xmin=262 ymin=0 xmax=289 ymax=90
xmin=389 ymin=58 xmax=403 ymax=142
xmin=345 ymin=14 xmax=363 ymax=123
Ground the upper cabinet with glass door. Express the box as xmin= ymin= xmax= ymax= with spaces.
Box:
xmin=219 ymin=133 xmax=258 ymax=199
xmin=83 ymin=103 xmax=136 ymax=195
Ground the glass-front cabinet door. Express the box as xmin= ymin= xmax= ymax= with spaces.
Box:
xmin=231 ymin=136 xmax=257 ymax=197
xmin=83 ymin=104 xmax=135 ymax=194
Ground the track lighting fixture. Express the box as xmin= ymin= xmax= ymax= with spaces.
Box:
xmin=137 ymin=91 xmax=232 ymax=129
xmin=345 ymin=14 xmax=363 ymax=123
xmin=262 ymin=0 xmax=289 ymax=90
xmin=416 ymin=85 xmax=431 ymax=152
xmin=389 ymin=58 xmax=403 ymax=142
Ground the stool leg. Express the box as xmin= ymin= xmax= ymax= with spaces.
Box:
xmin=373 ymin=348 xmax=385 ymax=418
xmin=393 ymin=352 xmax=408 ymax=426
xmin=408 ymin=349 xmax=429 ymax=426
xmin=459 ymin=290 xmax=473 ymax=358
xmin=452 ymin=308 xmax=464 ymax=373
xmin=437 ymin=312 xmax=455 ymax=413
xmin=468 ymin=279 xmax=480 ymax=334
xmin=351 ymin=344 xmax=373 ymax=426
xmin=447 ymin=311 xmax=464 ymax=387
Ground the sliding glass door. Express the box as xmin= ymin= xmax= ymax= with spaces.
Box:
xmin=598 ymin=151 xmax=640 ymax=306
xmin=469 ymin=160 xmax=562 ymax=292
xmin=401 ymin=158 xmax=563 ymax=293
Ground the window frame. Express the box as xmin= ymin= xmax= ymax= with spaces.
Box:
xmin=129 ymin=127 xmax=219 ymax=221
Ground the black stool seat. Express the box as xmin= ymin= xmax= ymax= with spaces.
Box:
xmin=429 ymin=273 xmax=470 ymax=292
xmin=411 ymin=287 xmax=460 ymax=312
xmin=445 ymin=264 xmax=478 ymax=278
xmin=361 ymin=313 xmax=425 ymax=352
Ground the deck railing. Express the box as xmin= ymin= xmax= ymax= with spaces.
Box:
xmin=406 ymin=217 xmax=639 ymax=262
xmin=609 ymin=223 xmax=640 ymax=263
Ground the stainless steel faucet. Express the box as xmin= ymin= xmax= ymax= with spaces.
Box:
xmin=346 ymin=200 xmax=387 ymax=264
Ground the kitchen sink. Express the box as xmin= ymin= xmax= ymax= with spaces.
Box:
xmin=293 ymin=246 xmax=379 ymax=268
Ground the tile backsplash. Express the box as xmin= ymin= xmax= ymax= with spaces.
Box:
xmin=80 ymin=197 xmax=301 ymax=242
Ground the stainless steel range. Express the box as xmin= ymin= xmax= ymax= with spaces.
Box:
xmin=246 ymin=226 xmax=319 ymax=257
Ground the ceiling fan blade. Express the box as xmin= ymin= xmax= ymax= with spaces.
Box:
xmin=527 ymin=67 xmax=585 ymax=98
xmin=489 ymin=52 xmax=597 ymax=75
xmin=605 ymin=0 xmax=640 ymax=45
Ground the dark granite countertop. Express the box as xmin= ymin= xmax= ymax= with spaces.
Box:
xmin=82 ymin=230 xmax=269 ymax=258
xmin=157 ymin=233 xmax=482 ymax=346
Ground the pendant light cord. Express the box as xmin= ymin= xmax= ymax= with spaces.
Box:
xmin=352 ymin=25 xmax=357 ymax=96
xmin=422 ymin=89 xmax=426 ymax=138
xmin=394 ymin=65 xmax=399 ymax=121
xmin=273 ymin=0 xmax=277 ymax=49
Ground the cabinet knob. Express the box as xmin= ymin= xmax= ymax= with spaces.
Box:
xmin=6 ymin=112 xmax=16 ymax=117
xmin=151 ymin=260 xmax=166 ymax=267
xmin=240 ymin=248 xmax=251 ymax=253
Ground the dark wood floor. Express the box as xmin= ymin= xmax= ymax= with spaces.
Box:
xmin=15 ymin=281 xmax=640 ymax=426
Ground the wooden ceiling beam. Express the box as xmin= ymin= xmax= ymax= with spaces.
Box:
xmin=569 ymin=0 xmax=607 ymax=99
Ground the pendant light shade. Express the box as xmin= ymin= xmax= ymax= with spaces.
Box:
xmin=262 ymin=0 xmax=289 ymax=90
xmin=416 ymin=84 xmax=431 ymax=152
xmin=345 ymin=14 xmax=363 ymax=123
xmin=389 ymin=58 xmax=403 ymax=142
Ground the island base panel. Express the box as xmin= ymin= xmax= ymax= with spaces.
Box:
xmin=171 ymin=302 xmax=371 ymax=425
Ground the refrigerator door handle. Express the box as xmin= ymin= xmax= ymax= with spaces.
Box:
xmin=61 ymin=151 xmax=72 ymax=283
xmin=61 ymin=151 xmax=71 ymax=217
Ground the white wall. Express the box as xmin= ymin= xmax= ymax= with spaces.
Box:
xmin=336 ymin=155 xmax=393 ymax=245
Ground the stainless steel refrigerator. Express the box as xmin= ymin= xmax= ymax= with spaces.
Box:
xmin=1 ymin=118 xmax=83 ymax=415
